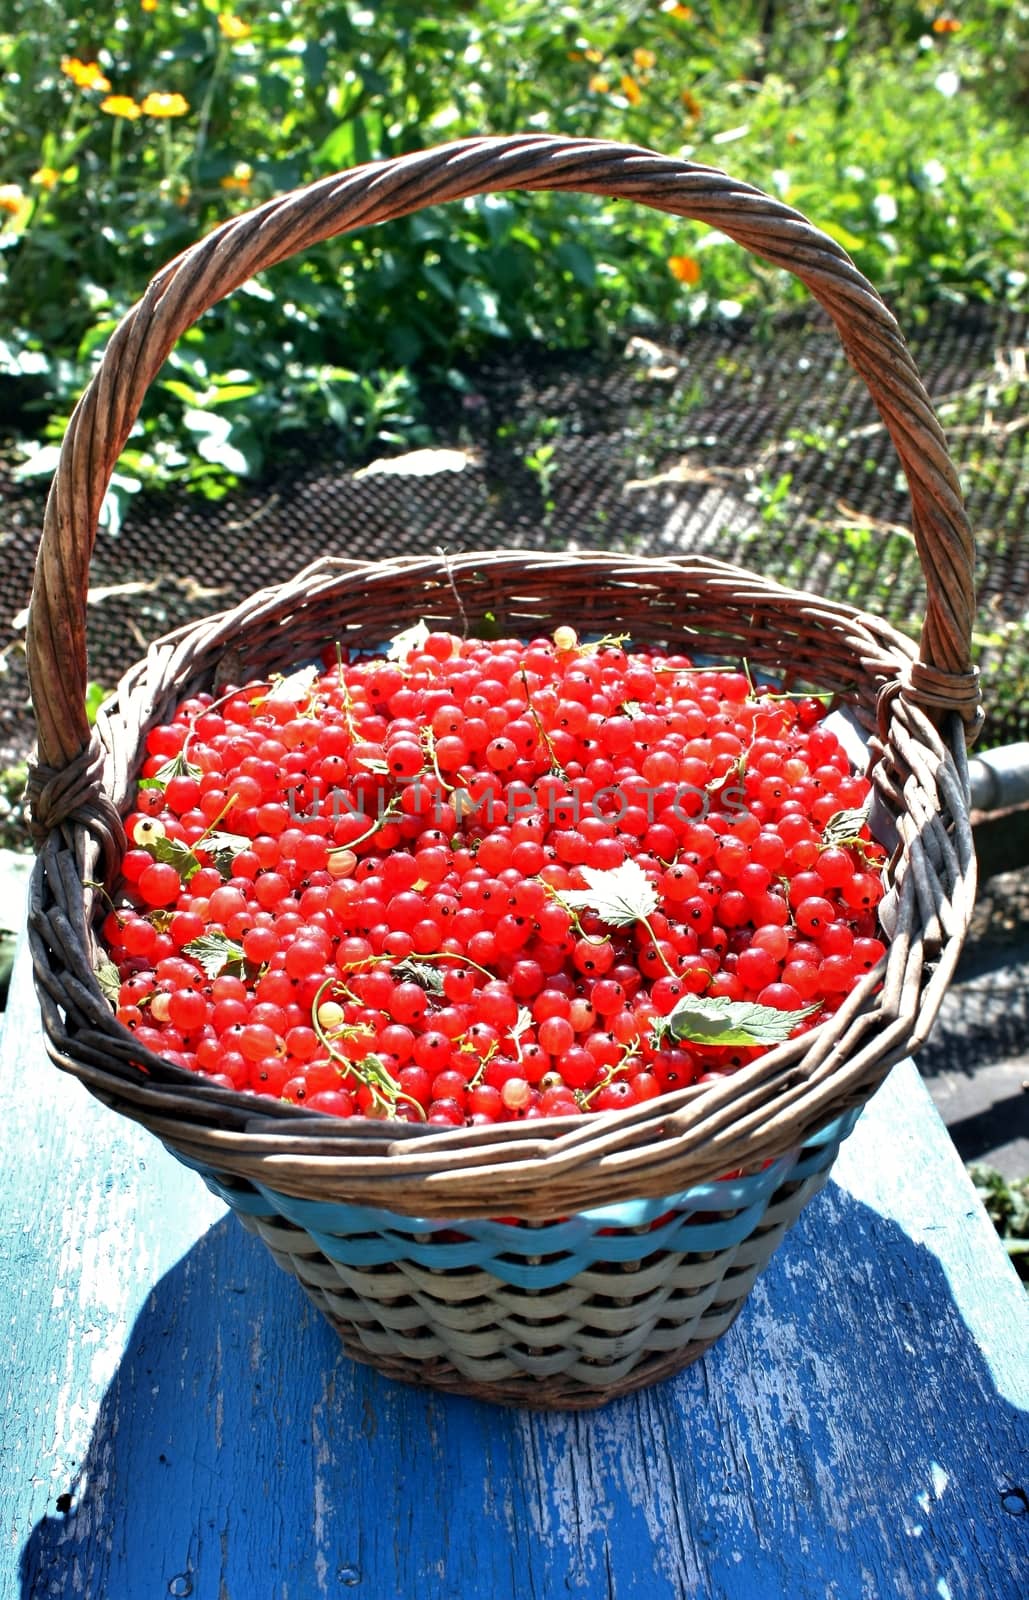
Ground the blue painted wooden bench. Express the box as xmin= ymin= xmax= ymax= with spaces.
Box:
xmin=2 ymin=925 xmax=1027 ymax=1600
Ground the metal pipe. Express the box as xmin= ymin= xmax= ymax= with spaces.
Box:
xmin=969 ymin=743 xmax=1029 ymax=813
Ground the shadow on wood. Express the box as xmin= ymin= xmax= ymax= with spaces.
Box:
xmin=16 ymin=1185 xmax=1029 ymax=1600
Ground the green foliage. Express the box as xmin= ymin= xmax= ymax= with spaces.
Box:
xmin=969 ymin=1167 xmax=1029 ymax=1285
xmin=0 ymin=764 xmax=29 ymax=853
xmin=84 ymin=680 xmax=106 ymax=726
xmin=0 ymin=0 xmax=1025 ymax=496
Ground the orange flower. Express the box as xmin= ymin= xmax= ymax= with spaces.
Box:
xmin=31 ymin=166 xmax=60 ymax=189
xmin=140 ymin=91 xmax=190 ymax=117
xmin=663 ymin=2 xmax=694 ymax=17
xmin=218 ymin=13 xmax=251 ymax=40
xmin=681 ymin=88 xmax=702 ymax=120
xmin=220 ymin=161 xmax=253 ymax=192
xmin=620 ymin=74 xmax=642 ymax=105
xmin=100 ymin=95 xmax=143 ymax=119
xmin=633 ymin=48 xmax=656 ymax=70
xmin=61 ymin=57 xmax=111 ymax=92
xmin=932 ymin=16 xmax=961 ymax=32
xmin=0 ymin=183 xmax=26 ymax=216
xmin=667 ymin=254 xmax=701 ymax=285
xmin=588 ymin=74 xmax=610 ymax=94
xmin=584 ymin=48 xmax=604 ymax=64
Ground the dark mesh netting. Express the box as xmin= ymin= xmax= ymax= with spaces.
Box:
xmin=1 ymin=299 xmax=1025 ymax=770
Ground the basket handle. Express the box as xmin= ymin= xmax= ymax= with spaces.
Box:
xmin=27 ymin=134 xmax=980 ymax=803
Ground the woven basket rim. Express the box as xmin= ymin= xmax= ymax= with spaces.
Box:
xmin=29 ymin=549 xmax=975 ymax=1220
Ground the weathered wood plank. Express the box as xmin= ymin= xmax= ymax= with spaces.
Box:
xmin=2 ymin=930 xmax=1027 ymax=1600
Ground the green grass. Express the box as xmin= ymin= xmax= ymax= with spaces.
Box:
xmin=969 ymin=1167 xmax=1029 ymax=1285
xmin=0 ymin=0 xmax=1026 ymax=503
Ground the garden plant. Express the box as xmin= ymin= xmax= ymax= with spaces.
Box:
xmin=0 ymin=0 xmax=1024 ymax=497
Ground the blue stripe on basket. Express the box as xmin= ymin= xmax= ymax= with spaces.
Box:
xmin=183 ymin=1107 xmax=861 ymax=1287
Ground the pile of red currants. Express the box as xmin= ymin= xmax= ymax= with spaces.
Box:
xmin=100 ymin=625 xmax=887 ymax=1125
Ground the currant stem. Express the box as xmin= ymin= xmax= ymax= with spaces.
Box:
xmin=580 ymin=1046 xmax=639 ymax=1107
xmin=567 ymin=907 xmax=610 ymax=950
xmin=519 ymin=665 xmax=567 ymax=779
xmin=436 ymin=545 xmax=470 ymax=638
xmin=576 ymin=632 xmax=631 ymax=656
xmin=84 ymin=879 xmax=122 ymax=917
xmin=465 ymin=1038 xmax=499 ymax=1090
xmin=332 ymin=796 xmax=402 ymax=858
xmin=760 ymin=689 xmax=833 ymax=703
xmin=194 ymin=791 xmax=240 ymax=845
xmin=639 ymin=913 xmax=678 ymax=978
xmin=422 ymin=726 xmax=456 ymax=792
xmin=336 ymin=651 xmax=363 ymax=744
xmin=309 ymin=977 xmax=427 ymax=1120
xmin=338 ymin=949 xmax=497 ymax=983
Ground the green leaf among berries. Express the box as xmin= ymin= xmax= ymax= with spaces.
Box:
xmin=558 ymin=859 xmax=659 ymax=929
xmin=821 ymin=806 xmax=871 ymax=847
xmin=661 ymin=995 xmax=821 ymax=1048
xmin=95 ymin=957 xmax=122 ymax=1005
xmin=183 ymin=929 xmax=247 ymax=979
xmin=391 ymin=957 xmax=445 ymax=995
xmin=194 ymin=829 xmax=252 ymax=879
xmin=150 ymin=834 xmax=201 ymax=882
xmin=138 ymin=749 xmax=202 ymax=793
xmin=350 ymin=1051 xmax=426 ymax=1118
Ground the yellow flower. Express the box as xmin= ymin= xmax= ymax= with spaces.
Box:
xmin=140 ymin=91 xmax=190 ymax=117
xmin=31 ymin=167 xmax=60 ymax=190
xmin=662 ymin=2 xmax=694 ymax=17
xmin=220 ymin=161 xmax=253 ymax=192
xmin=218 ymin=13 xmax=251 ymax=40
xmin=667 ymin=254 xmax=701 ymax=285
xmin=61 ymin=57 xmax=111 ymax=92
xmin=141 ymin=0 xmax=158 ymax=10
xmin=588 ymin=74 xmax=610 ymax=94
xmin=100 ymin=95 xmax=143 ymax=119
xmin=584 ymin=48 xmax=604 ymax=63
xmin=620 ymin=74 xmax=642 ymax=105
xmin=633 ymin=48 xmax=656 ymax=70
xmin=0 ymin=183 xmax=26 ymax=216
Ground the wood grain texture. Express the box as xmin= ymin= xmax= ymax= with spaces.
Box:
xmin=2 ymin=932 xmax=1026 ymax=1600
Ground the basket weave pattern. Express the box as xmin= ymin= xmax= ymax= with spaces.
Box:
xmin=179 ymin=1113 xmax=856 ymax=1407
xmin=24 ymin=137 xmax=980 ymax=1406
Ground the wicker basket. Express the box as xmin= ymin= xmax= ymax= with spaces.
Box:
xmin=25 ymin=136 xmax=980 ymax=1409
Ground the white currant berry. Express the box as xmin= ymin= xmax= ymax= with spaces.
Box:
xmin=132 ymin=816 xmax=166 ymax=846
